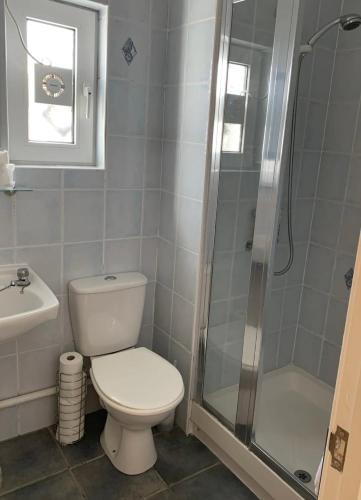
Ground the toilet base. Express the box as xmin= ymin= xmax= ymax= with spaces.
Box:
xmin=100 ymin=414 xmax=157 ymax=475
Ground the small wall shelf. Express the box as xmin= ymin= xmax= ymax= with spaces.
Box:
xmin=0 ymin=186 xmax=33 ymax=196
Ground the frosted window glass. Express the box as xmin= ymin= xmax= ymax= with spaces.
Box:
xmin=223 ymin=123 xmax=242 ymax=152
xmin=227 ymin=63 xmax=248 ymax=96
xmin=27 ymin=19 xmax=75 ymax=144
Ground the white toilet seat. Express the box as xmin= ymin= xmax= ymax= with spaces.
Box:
xmin=90 ymin=347 xmax=184 ymax=415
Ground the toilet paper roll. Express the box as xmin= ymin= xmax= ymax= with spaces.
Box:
xmin=60 ymin=409 xmax=85 ymax=421
xmin=59 ymin=371 xmax=86 ymax=400
xmin=59 ymin=395 xmax=83 ymax=406
xmin=59 ymin=416 xmax=85 ymax=429
xmin=59 ymin=352 xmax=83 ymax=375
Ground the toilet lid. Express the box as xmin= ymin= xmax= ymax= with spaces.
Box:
xmin=91 ymin=348 xmax=184 ymax=411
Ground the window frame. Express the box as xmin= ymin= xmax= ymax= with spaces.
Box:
xmin=3 ymin=0 xmax=108 ymax=169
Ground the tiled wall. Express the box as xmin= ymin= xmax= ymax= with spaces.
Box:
xmin=267 ymin=0 xmax=361 ymax=387
xmin=152 ymin=0 xmax=217 ymax=429
xmin=0 ymin=0 xmax=168 ymax=441
xmin=264 ymin=0 xmax=340 ymax=373
xmin=293 ymin=0 xmax=361 ymax=385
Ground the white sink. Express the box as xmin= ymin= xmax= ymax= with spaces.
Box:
xmin=0 ymin=265 xmax=59 ymax=343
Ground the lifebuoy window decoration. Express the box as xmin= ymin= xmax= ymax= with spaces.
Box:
xmin=34 ymin=64 xmax=73 ymax=106
xmin=42 ymin=72 xmax=65 ymax=99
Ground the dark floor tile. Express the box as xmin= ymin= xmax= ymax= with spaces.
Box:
xmin=154 ymin=427 xmax=218 ymax=485
xmin=72 ymin=456 xmax=167 ymax=500
xmin=0 ymin=429 xmax=67 ymax=495
xmin=170 ymin=464 xmax=259 ymax=499
xmin=59 ymin=410 xmax=106 ymax=466
xmin=0 ymin=471 xmax=84 ymax=500
xmin=146 ymin=490 xmax=176 ymax=500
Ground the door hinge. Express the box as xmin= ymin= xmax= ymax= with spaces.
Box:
xmin=328 ymin=426 xmax=349 ymax=472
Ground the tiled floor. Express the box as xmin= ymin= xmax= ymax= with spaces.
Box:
xmin=0 ymin=410 xmax=258 ymax=499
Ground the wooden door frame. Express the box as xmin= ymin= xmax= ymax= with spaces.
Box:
xmin=319 ymin=233 xmax=361 ymax=499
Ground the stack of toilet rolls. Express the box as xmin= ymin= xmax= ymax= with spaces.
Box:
xmin=56 ymin=352 xmax=87 ymax=445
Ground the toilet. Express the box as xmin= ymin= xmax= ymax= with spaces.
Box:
xmin=68 ymin=272 xmax=184 ymax=475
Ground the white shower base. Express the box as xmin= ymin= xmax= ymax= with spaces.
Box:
xmin=205 ymin=365 xmax=333 ymax=489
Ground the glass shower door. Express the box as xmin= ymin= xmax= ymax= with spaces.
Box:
xmin=202 ymin=0 xmax=299 ymax=431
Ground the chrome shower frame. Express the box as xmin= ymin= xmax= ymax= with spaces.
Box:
xmin=193 ymin=0 xmax=316 ymax=498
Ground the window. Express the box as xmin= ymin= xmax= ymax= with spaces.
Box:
xmin=27 ymin=19 xmax=76 ymax=145
xmin=5 ymin=0 xmax=107 ymax=167
xmin=223 ymin=123 xmax=242 ymax=152
xmin=226 ymin=62 xmax=248 ymax=96
xmin=222 ymin=62 xmax=249 ymax=154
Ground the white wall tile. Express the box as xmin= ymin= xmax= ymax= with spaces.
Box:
xmin=185 ymin=20 xmax=215 ymax=83
xmin=106 ymin=190 xmax=142 ymax=238
xmin=0 ymin=407 xmax=18 ymax=442
xmin=174 ymin=247 xmax=198 ymax=303
xmin=151 ymin=0 xmax=168 ymax=30
xmin=153 ymin=326 xmax=170 ymax=359
xmin=294 ymin=328 xmax=321 ymax=377
xmin=319 ymin=342 xmax=341 ymax=387
xmin=168 ymin=0 xmax=188 ymax=28
xmin=63 ymin=242 xmax=103 ymax=290
xmin=141 ymin=237 xmax=158 ymax=281
xmin=182 ymin=84 xmax=210 ymax=143
xmin=108 ymin=80 xmax=146 ymax=136
xmin=108 ymin=18 xmax=148 ymax=83
xmin=19 ymin=395 xmax=57 ymax=435
xmin=305 ymin=244 xmax=335 ymax=292
xmin=107 ymin=136 xmax=145 ymax=188
xmin=19 ymin=346 xmax=60 ymax=394
xmin=0 ymin=355 xmax=17 ymax=399
xmin=188 ymin=0 xmax=217 ymax=22
xmin=104 ymin=238 xmax=141 ymax=274
xmin=154 ymin=283 xmax=172 ymax=333
xmin=110 ymin=0 xmax=148 ymax=23
xmin=157 ymin=238 xmax=175 ymax=289
xmin=64 ymin=191 xmax=104 ymax=243
xmin=64 ymin=170 xmax=104 ymax=189
xmin=16 ymin=191 xmax=61 ymax=246
xmin=176 ymin=197 xmax=202 ymax=252
xmin=300 ymin=287 xmax=328 ymax=335
xmin=325 ymin=297 xmax=347 ymax=345
xmin=143 ymin=190 xmax=161 ymax=236
xmin=16 ymin=245 xmax=62 ymax=295
xmin=171 ymin=293 xmax=194 ymax=350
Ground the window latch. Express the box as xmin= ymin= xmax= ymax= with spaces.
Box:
xmin=82 ymin=83 xmax=92 ymax=119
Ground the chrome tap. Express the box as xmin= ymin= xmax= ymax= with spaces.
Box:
xmin=13 ymin=268 xmax=31 ymax=293
xmin=0 ymin=268 xmax=31 ymax=294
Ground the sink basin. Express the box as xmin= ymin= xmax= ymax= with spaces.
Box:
xmin=0 ymin=265 xmax=59 ymax=343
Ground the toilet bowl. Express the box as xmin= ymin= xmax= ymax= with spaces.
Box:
xmin=90 ymin=347 xmax=184 ymax=475
xmin=68 ymin=272 xmax=184 ymax=476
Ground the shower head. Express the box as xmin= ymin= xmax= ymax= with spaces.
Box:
xmin=340 ymin=14 xmax=361 ymax=31
xmin=306 ymin=13 xmax=361 ymax=48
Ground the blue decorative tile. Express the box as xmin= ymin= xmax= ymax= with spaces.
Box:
xmin=122 ymin=37 xmax=137 ymax=65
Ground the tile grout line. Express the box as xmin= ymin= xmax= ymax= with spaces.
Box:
xmin=144 ymin=461 xmax=221 ymax=499
xmin=0 ymin=468 xmax=68 ymax=498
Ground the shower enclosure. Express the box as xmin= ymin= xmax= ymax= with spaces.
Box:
xmin=195 ymin=0 xmax=361 ymax=498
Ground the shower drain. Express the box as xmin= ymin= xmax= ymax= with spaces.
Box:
xmin=294 ymin=470 xmax=312 ymax=483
